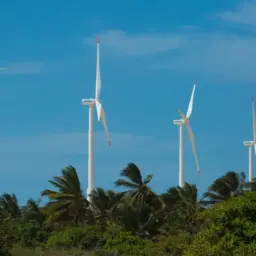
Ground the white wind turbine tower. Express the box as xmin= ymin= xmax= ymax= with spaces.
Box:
xmin=243 ymin=96 xmax=256 ymax=183
xmin=173 ymin=82 xmax=200 ymax=188
xmin=81 ymin=36 xmax=111 ymax=202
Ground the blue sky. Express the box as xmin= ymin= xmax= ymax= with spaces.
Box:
xmin=0 ymin=0 xmax=256 ymax=205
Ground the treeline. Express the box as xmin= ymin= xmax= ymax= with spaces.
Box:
xmin=1 ymin=163 xmax=256 ymax=256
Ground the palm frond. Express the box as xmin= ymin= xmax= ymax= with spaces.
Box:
xmin=143 ymin=174 xmax=153 ymax=184
xmin=120 ymin=163 xmax=143 ymax=186
xmin=115 ymin=179 xmax=139 ymax=189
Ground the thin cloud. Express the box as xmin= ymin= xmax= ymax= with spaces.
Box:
xmin=218 ymin=2 xmax=256 ymax=25
xmin=84 ymin=30 xmax=184 ymax=56
xmin=83 ymin=2 xmax=256 ymax=83
xmin=0 ymin=131 xmax=175 ymax=155
xmin=156 ymin=32 xmax=256 ymax=83
xmin=0 ymin=62 xmax=44 ymax=75
xmin=89 ymin=28 xmax=256 ymax=83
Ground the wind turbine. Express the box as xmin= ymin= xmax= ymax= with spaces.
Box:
xmin=243 ymin=96 xmax=256 ymax=182
xmin=81 ymin=36 xmax=111 ymax=202
xmin=173 ymin=82 xmax=200 ymax=187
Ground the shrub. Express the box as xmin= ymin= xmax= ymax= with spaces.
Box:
xmin=18 ymin=221 xmax=49 ymax=247
xmin=0 ymin=219 xmax=18 ymax=256
xmin=149 ymin=233 xmax=191 ymax=256
xmin=46 ymin=225 xmax=102 ymax=250
xmin=96 ymin=224 xmax=153 ymax=256
xmin=184 ymin=193 xmax=256 ymax=256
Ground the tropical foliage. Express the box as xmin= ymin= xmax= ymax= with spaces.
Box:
xmin=1 ymin=163 xmax=256 ymax=256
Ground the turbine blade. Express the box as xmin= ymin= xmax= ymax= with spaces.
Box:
xmin=177 ymin=109 xmax=188 ymax=122
xmin=95 ymin=36 xmax=101 ymax=100
xmin=185 ymin=122 xmax=200 ymax=175
xmin=252 ymin=96 xmax=256 ymax=155
xmin=186 ymin=83 xmax=196 ymax=119
xmin=95 ymin=100 xmax=102 ymax=122
xmin=100 ymin=107 xmax=111 ymax=146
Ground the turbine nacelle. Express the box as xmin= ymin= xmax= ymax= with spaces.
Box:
xmin=81 ymin=98 xmax=95 ymax=106
xmin=173 ymin=119 xmax=185 ymax=125
xmin=243 ymin=141 xmax=255 ymax=147
xmin=173 ymin=116 xmax=189 ymax=126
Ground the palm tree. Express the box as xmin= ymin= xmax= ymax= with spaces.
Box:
xmin=114 ymin=163 xmax=166 ymax=236
xmin=160 ymin=186 xmax=180 ymax=211
xmin=244 ymin=177 xmax=256 ymax=191
xmin=159 ymin=183 xmax=205 ymax=235
xmin=114 ymin=163 xmax=156 ymax=206
xmin=21 ymin=198 xmax=45 ymax=224
xmin=90 ymin=188 xmax=123 ymax=224
xmin=116 ymin=201 xmax=165 ymax=237
xmin=175 ymin=183 xmax=205 ymax=233
xmin=204 ymin=171 xmax=246 ymax=204
xmin=41 ymin=166 xmax=92 ymax=225
xmin=0 ymin=193 xmax=21 ymax=219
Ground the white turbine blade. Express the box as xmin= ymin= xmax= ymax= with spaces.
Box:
xmin=252 ymin=96 xmax=256 ymax=155
xmin=186 ymin=83 xmax=196 ymax=119
xmin=100 ymin=107 xmax=111 ymax=146
xmin=95 ymin=36 xmax=101 ymax=100
xmin=95 ymin=100 xmax=102 ymax=122
xmin=185 ymin=122 xmax=200 ymax=175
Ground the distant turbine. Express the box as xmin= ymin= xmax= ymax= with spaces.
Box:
xmin=81 ymin=36 xmax=111 ymax=202
xmin=173 ymin=82 xmax=200 ymax=187
xmin=243 ymin=96 xmax=256 ymax=182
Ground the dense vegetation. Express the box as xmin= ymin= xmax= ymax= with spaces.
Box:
xmin=1 ymin=163 xmax=256 ymax=255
